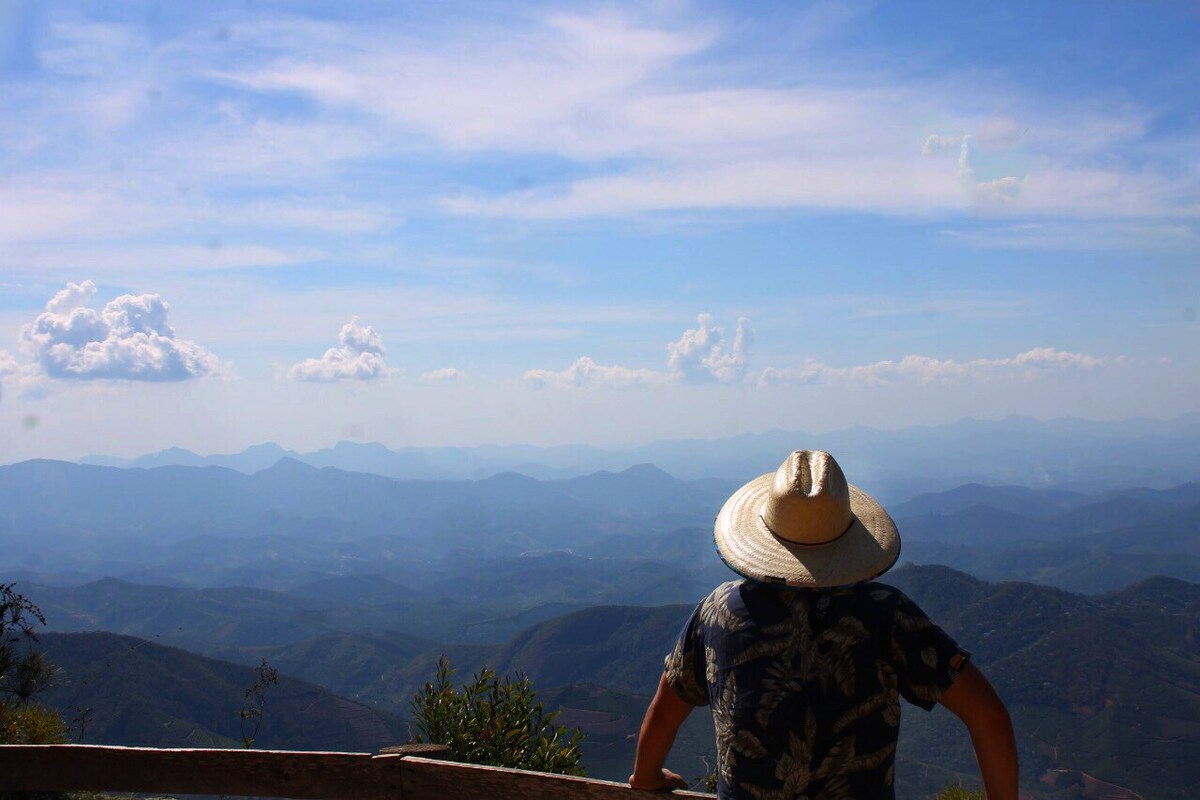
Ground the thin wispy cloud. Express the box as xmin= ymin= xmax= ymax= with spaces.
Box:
xmin=758 ymin=347 xmax=1119 ymax=388
xmin=288 ymin=317 xmax=392 ymax=382
xmin=942 ymin=221 xmax=1197 ymax=251
xmin=9 ymin=7 xmax=1185 ymax=236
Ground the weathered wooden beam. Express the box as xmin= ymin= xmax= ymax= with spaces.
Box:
xmin=378 ymin=742 xmax=453 ymax=759
xmin=398 ymin=755 xmax=714 ymax=800
xmin=0 ymin=744 xmax=402 ymax=799
xmin=0 ymin=744 xmax=716 ymax=799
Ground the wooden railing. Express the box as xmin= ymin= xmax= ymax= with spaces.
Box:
xmin=0 ymin=743 xmax=715 ymax=799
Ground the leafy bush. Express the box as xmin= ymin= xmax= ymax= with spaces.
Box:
xmin=934 ymin=785 xmax=985 ymax=800
xmin=410 ymin=656 xmax=585 ymax=776
xmin=0 ymin=701 xmax=67 ymax=745
xmin=0 ymin=583 xmax=67 ymax=745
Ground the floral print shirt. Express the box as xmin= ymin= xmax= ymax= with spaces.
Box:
xmin=664 ymin=579 xmax=969 ymax=800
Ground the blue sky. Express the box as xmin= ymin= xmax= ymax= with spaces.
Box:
xmin=0 ymin=0 xmax=1197 ymax=461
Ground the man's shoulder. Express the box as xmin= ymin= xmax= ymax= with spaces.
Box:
xmin=699 ymin=579 xmax=745 ymax=609
xmin=836 ymin=581 xmax=912 ymax=616
xmin=858 ymin=581 xmax=907 ymax=602
xmin=708 ymin=579 xmax=744 ymax=596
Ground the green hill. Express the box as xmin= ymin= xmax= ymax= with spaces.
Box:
xmin=39 ymin=631 xmax=404 ymax=752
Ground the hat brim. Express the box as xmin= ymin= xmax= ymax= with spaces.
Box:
xmin=714 ymin=472 xmax=901 ymax=589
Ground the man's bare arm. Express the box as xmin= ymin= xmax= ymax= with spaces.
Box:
xmin=938 ymin=662 xmax=1018 ymax=800
xmin=629 ymin=672 xmax=694 ymax=790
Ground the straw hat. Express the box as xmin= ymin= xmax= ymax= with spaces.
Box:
xmin=714 ymin=450 xmax=900 ymax=589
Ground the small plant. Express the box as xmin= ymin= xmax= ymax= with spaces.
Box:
xmin=934 ymin=785 xmax=985 ymax=800
xmin=239 ymin=658 xmax=279 ymax=748
xmin=409 ymin=656 xmax=585 ymax=776
xmin=695 ymin=759 xmax=718 ymax=793
xmin=69 ymin=705 xmax=94 ymax=743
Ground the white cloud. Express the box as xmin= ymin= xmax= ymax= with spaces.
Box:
xmin=524 ymin=357 xmax=667 ymax=389
xmin=422 ymin=367 xmax=467 ymax=382
xmin=667 ymin=314 xmax=754 ymax=383
xmin=956 ymin=135 xmax=974 ymax=179
xmin=974 ymin=176 xmax=1024 ymax=205
xmin=759 ymin=347 xmax=1117 ymax=387
xmin=922 ymin=134 xmax=961 ymax=155
xmin=288 ymin=317 xmax=392 ymax=382
xmin=211 ymin=12 xmax=1193 ymax=221
xmin=17 ymin=280 xmax=222 ymax=382
xmin=444 ymin=157 xmax=965 ymax=218
xmin=5 ymin=8 xmax=1191 ymax=233
xmin=525 ymin=314 xmax=753 ymax=389
xmin=0 ymin=349 xmax=17 ymax=378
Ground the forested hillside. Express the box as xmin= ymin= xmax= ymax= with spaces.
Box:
xmin=20 ymin=565 xmax=1200 ymax=799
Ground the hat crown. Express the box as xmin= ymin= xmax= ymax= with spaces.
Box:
xmin=761 ymin=450 xmax=853 ymax=545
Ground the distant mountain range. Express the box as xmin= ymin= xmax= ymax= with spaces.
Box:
xmin=3 ymin=457 xmax=1198 ymax=595
xmin=891 ymin=481 xmax=1200 ymax=591
xmin=73 ymin=413 xmax=1200 ymax=501
xmin=26 ymin=564 xmax=1200 ymax=799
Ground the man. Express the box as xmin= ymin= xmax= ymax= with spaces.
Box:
xmin=630 ymin=450 xmax=1017 ymax=799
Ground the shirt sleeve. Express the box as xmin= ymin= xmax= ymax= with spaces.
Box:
xmin=663 ymin=602 xmax=710 ymax=707
xmin=888 ymin=590 xmax=970 ymax=711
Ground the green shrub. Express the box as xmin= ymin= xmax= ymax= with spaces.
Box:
xmin=934 ymin=785 xmax=985 ymax=800
xmin=409 ymin=656 xmax=585 ymax=776
xmin=1 ymin=583 xmax=59 ymax=704
xmin=1 ymin=583 xmax=67 ymax=746
xmin=0 ymin=701 xmax=67 ymax=744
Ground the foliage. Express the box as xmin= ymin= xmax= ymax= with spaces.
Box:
xmin=239 ymin=658 xmax=279 ymax=748
xmin=410 ymin=656 xmax=585 ymax=776
xmin=934 ymin=786 xmax=985 ymax=800
xmin=0 ymin=583 xmax=67 ymax=746
xmin=1 ymin=583 xmax=58 ymax=703
xmin=0 ymin=701 xmax=67 ymax=745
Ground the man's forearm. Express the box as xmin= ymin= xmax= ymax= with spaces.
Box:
xmin=938 ymin=663 xmax=1018 ymax=800
xmin=969 ymin=707 xmax=1018 ymax=800
xmin=630 ymin=673 xmax=694 ymax=788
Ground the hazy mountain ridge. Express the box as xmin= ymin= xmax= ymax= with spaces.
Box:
xmin=74 ymin=413 xmax=1200 ymax=500
xmin=892 ymin=482 xmax=1200 ymax=591
xmin=4 ymin=456 xmax=1199 ymax=595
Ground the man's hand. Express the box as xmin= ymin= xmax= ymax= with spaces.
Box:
xmin=629 ymin=767 xmax=688 ymax=791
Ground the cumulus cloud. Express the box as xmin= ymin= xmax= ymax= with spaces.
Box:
xmin=759 ymin=347 xmax=1117 ymax=387
xmin=0 ymin=349 xmax=17 ymax=378
xmin=921 ymin=134 xmax=961 ymax=155
xmin=422 ymin=367 xmax=467 ymax=382
xmin=289 ymin=317 xmax=391 ymax=382
xmin=18 ymin=280 xmax=221 ymax=382
xmin=667 ymin=314 xmax=754 ymax=383
xmin=525 ymin=314 xmax=753 ymax=389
